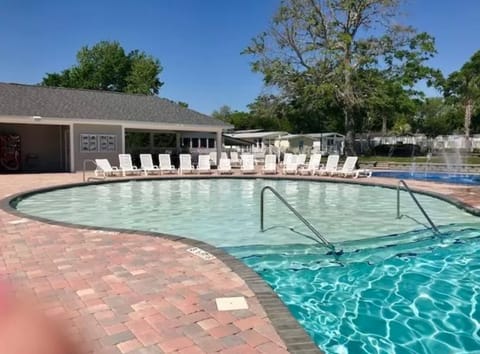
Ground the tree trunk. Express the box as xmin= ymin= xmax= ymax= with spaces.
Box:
xmin=465 ymin=99 xmax=473 ymax=138
xmin=382 ymin=116 xmax=387 ymax=135
xmin=344 ymin=107 xmax=356 ymax=156
xmin=342 ymin=48 xmax=356 ymax=156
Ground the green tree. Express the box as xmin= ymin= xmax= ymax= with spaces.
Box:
xmin=211 ymin=100 xmax=292 ymax=131
xmin=211 ymin=105 xmax=253 ymax=129
xmin=248 ymin=95 xmax=293 ymax=131
xmin=226 ymin=111 xmax=252 ymax=129
xmin=391 ymin=117 xmax=412 ymax=135
xmin=416 ymin=97 xmax=463 ymax=137
xmin=244 ymin=0 xmax=437 ymax=154
xmin=211 ymin=105 xmax=233 ymax=122
xmin=41 ymin=41 xmax=163 ymax=95
xmin=362 ymin=69 xmax=420 ymax=134
xmin=125 ymin=50 xmax=163 ymax=95
xmin=444 ymin=50 xmax=480 ymax=138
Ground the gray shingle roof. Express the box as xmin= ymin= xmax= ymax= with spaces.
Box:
xmin=0 ymin=83 xmax=230 ymax=128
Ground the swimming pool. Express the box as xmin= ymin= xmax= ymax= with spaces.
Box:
xmin=14 ymin=179 xmax=480 ymax=353
xmin=372 ymin=171 xmax=480 ymax=185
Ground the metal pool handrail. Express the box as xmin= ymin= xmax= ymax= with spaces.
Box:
xmin=260 ymin=186 xmax=335 ymax=252
xmin=397 ymin=179 xmax=440 ymax=235
xmin=82 ymin=159 xmax=106 ymax=183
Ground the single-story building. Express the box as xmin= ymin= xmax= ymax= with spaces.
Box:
xmin=0 ymin=83 xmax=231 ymax=172
xmin=275 ymin=133 xmax=345 ymax=154
xmin=224 ymin=131 xmax=288 ymax=147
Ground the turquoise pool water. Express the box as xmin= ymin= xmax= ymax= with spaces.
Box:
xmin=227 ymin=228 xmax=480 ymax=353
xmin=15 ymin=179 xmax=480 ymax=353
xmin=373 ymin=171 xmax=480 ymax=186
xmin=15 ymin=179 xmax=478 ymax=245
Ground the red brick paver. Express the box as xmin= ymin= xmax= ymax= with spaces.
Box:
xmin=0 ymin=173 xmax=290 ymax=353
xmin=1 ymin=172 xmax=479 ymax=354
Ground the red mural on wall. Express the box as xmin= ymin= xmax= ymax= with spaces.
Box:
xmin=0 ymin=135 xmax=21 ymax=171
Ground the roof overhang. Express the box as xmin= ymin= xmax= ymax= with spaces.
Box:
xmin=0 ymin=115 xmax=231 ymax=132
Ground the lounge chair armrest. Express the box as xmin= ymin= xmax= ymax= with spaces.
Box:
xmin=132 ymin=166 xmax=138 ymax=170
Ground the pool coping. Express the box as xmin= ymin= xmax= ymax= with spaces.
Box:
xmin=1 ymin=177 xmax=324 ymax=354
xmin=2 ymin=175 xmax=480 ymax=354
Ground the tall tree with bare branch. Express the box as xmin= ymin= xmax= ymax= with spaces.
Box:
xmin=244 ymin=0 xmax=437 ymax=154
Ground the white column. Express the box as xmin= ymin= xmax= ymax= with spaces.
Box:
xmin=121 ymin=126 xmax=126 ymax=153
xmin=69 ymin=123 xmax=75 ymax=172
xmin=216 ymin=130 xmax=222 ymax=165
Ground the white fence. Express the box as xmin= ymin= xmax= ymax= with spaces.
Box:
xmin=370 ymin=135 xmax=480 ymax=151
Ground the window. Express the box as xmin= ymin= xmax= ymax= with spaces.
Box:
xmin=182 ymin=137 xmax=191 ymax=148
xmin=192 ymin=138 xmax=199 ymax=148
xmin=208 ymin=139 xmax=215 ymax=148
xmin=125 ymin=132 xmax=149 ymax=150
xmin=154 ymin=133 xmax=176 ymax=148
xmin=200 ymin=138 xmax=207 ymax=148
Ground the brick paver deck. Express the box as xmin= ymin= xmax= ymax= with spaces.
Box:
xmin=1 ymin=172 xmax=479 ymax=354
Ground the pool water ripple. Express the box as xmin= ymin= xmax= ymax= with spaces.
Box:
xmin=235 ymin=232 xmax=480 ymax=353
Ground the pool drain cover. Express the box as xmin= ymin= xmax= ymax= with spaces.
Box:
xmin=187 ymin=247 xmax=216 ymax=260
xmin=8 ymin=218 xmax=29 ymax=225
xmin=215 ymin=297 xmax=248 ymax=311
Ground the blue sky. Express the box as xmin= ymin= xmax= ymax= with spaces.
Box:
xmin=0 ymin=0 xmax=479 ymax=114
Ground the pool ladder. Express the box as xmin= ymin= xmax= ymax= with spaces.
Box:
xmin=260 ymin=186 xmax=336 ymax=253
xmin=397 ymin=180 xmax=440 ymax=235
xmin=83 ymin=159 xmax=106 ymax=183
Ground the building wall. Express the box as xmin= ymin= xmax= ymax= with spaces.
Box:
xmin=276 ymin=137 xmax=314 ymax=153
xmin=0 ymin=123 xmax=67 ymax=172
xmin=73 ymin=123 xmax=123 ymax=171
xmin=289 ymin=137 xmax=313 ymax=153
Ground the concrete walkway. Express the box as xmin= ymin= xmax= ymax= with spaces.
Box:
xmin=1 ymin=172 xmax=479 ymax=354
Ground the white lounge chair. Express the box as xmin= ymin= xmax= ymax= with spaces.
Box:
xmin=209 ymin=152 xmax=217 ymax=167
xmin=263 ymin=154 xmax=277 ymax=174
xmin=282 ymin=154 xmax=296 ymax=174
xmin=94 ymin=159 xmax=120 ymax=177
xmin=332 ymin=156 xmax=359 ymax=178
xmin=218 ymin=158 xmax=233 ymax=175
xmin=317 ymin=155 xmax=340 ymax=176
xmin=230 ymin=151 xmax=241 ymax=168
xmin=283 ymin=153 xmax=294 ymax=166
xmin=198 ymin=155 xmax=213 ymax=174
xmin=179 ymin=154 xmax=195 ymax=175
xmin=296 ymin=154 xmax=307 ymax=168
xmin=221 ymin=152 xmax=228 ymax=160
xmin=284 ymin=162 xmax=298 ymax=175
xmin=240 ymin=154 xmax=256 ymax=174
xmin=158 ymin=154 xmax=176 ymax=175
xmin=284 ymin=154 xmax=299 ymax=175
xmin=298 ymin=154 xmax=322 ymax=175
xmin=140 ymin=154 xmax=159 ymax=175
xmin=118 ymin=154 xmax=142 ymax=176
